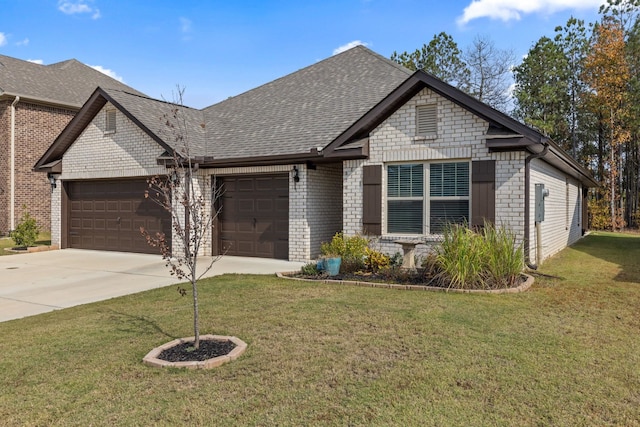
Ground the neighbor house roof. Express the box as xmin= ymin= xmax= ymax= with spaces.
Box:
xmin=0 ymin=54 xmax=145 ymax=108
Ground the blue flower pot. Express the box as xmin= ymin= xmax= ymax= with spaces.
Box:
xmin=324 ymin=257 xmax=342 ymax=276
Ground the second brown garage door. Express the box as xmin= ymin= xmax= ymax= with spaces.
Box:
xmin=219 ymin=175 xmax=288 ymax=259
xmin=67 ymin=179 xmax=171 ymax=254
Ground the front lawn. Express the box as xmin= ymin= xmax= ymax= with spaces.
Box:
xmin=0 ymin=232 xmax=638 ymax=426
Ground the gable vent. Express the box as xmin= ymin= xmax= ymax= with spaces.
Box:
xmin=105 ymin=109 xmax=116 ymax=133
xmin=416 ymin=104 xmax=437 ymax=136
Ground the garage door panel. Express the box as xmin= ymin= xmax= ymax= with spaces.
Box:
xmin=237 ymin=179 xmax=255 ymax=191
xmin=238 ymin=199 xmax=255 ymax=212
xmin=219 ymin=174 xmax=288 ymax=259
xmin=67 ymin=179 xmax=171 ymax=254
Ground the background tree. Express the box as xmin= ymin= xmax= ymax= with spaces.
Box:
xmin=583 ymin=16 xmax=631 ymax=229
xmin=391 ymin=32 xmax=471 ymax=90
xmin=142 ymin=88 xmax=222 ymax=350
xmin=463 ymin=35 xmax=515 ymax=112
xmin=512 ymin=36 xmax=570 ymax=142
xmin=554 ymin=18 xmax=591 ymax=159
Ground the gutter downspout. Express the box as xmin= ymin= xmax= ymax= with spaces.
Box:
xmin=10 ymin=96 xmax=20 ymax=231
xmin=524 ymin=141 xmax=549 ymax=270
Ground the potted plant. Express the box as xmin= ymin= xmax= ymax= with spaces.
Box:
xmin=319 ymin=233 xmax=345 ymax=276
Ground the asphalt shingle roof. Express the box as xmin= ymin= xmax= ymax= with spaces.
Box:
xmin=201 ymin=46 xmax=411 ymax=159
xmin=99 ymin=46 xmax=411 ymax=160
xmin=0 ymin=55 xmax=145 ymax=107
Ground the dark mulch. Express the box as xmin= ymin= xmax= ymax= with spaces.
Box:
xmin=294 ymin=269 xmax=526 ymax=290
xmin=158 ymin=339 xmax=236 ymax=362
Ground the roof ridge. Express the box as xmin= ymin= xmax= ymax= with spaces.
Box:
xmin=102 ymin=87 xmax=201 ymax=111
xmin=354 ymin=45 xmax=412 ymax=75
xmin=203 ymin=45 xmax=404 ymax=111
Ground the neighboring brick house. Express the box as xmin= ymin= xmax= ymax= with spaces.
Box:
xmin=35 ymin=46 xmax=597 ymax=265
xmin=0 ymin=54 xmax=144 ymax=234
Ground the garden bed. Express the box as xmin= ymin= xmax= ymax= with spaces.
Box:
xmin=278 ymin=270 xmax=534 ymax=294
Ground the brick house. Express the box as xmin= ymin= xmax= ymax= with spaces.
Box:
xmin=0 ymin=54 xmax=144 ymax=234
xmin=35 ymin=46 xmax=597 ymax=265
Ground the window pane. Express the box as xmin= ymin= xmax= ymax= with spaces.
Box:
xmin=388 ymin=164 xmax=423 ymax=198
xmin=430 ymin=200 xmax=469 ymax=234
xmin=388 ymin=200 xmax=423 ymax=234
xmin=430 ymin=162 xmax=469 ymax=197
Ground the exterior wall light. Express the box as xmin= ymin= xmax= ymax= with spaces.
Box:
xmin=48 ymin=174 xmax=57 ymax=193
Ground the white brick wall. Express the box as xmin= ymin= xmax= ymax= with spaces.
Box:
xmin=343 ymin=87 xmax=526 ymax=258
xmin=529 ymin=158 xmax=583 ymax=264
xmin=62 ymin=104 xmax=166 ymax=179
xmin=307 ymin=163 xmax=342 ymax=258
xmin=50 ymin=174 xmax=61 ymax=247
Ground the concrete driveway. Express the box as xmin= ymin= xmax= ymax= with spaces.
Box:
xmin=0 ymin=249 xmax=304 ymax=322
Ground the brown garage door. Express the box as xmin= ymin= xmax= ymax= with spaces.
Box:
xmin=67 ymin=179 xmax=171 ymax=254
xmin=219 ymin=175 xmax=288 ymax=259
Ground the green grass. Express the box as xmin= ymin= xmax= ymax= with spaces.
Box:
xmin=0 ymin=232 xmax=52 ymax=256
xmin=0 ymin=232 xmax=639 ymax=426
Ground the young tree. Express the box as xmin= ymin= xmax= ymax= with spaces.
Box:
xmin=141 ymin=88 xmax=222 ymax=350
xmin=463 ymin=34 xmax=515 ymax=112
xmin=391 ymin=32 xmax=471 ymax=90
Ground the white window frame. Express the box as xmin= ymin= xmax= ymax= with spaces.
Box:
xmin=386 ymin=160 xmax=471 ymax=236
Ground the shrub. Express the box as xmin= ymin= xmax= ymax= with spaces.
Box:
xmin=10 ymin=211 xmax=39 ymax=248
xmin=364 ymin=247 xmax=390 ymax=273
xmin=435 ymin=222 xmax=523 ymax=290
xmin=300 ymin=262 xmax=319 ymax=276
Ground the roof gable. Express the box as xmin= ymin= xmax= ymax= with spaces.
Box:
xmin=34 ymin=88 xmax=185 ymax=171
xmin=322 ymin=70 xmax=597 ymax=186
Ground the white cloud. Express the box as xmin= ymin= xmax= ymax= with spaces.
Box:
xmin=333 ymin=40 xmax=369 ymax=55
xmin=457 ymin=0 xmax=605 ymax=25
xmin=27 ymin=59 xmax=44 ymax=65
xmin=180 ymin=17 xmax=192 ymax=33
xmin=0 ymin=32 xmax=7 ymax=47
xmin=58 ymin=1 xmax=101 ymax=19
xmin=16 ymin=38 xmax=29 ymax=46
xmin=89 ymin=65 xmax=124 ymax=82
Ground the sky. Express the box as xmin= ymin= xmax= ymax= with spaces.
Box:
xmin=0 ymin=0 xmax=607 ymax=109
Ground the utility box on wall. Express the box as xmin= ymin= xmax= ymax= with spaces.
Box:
xmin=535 ymin=183 xmax=550 ymax=222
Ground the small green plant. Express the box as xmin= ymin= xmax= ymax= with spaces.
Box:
xmin=300 ymin=262 xmax=319 ymax=276
xmin=389 ymin=251 xmax=404 ymax=268
xmin=364 ymin=247 xmax=390 ymax=273
xmin=10 ymin=211 xmax=39 ymax=248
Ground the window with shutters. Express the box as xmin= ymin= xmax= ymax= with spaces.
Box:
xmin=105 ymin=109 xmax=116 ymax=134
xmin=416 ymin=104 xmax=438 ymax=137
xmin=387 ymin=161 xmax=469 ymax=235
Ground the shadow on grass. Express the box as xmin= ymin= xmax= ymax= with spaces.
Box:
xmin=570 ymin=232 xmax=640 ymax=283
xmin=106 ymin=309 xmax=178 ymax=340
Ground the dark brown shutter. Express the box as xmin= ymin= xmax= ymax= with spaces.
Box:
xmin=582 ymin=187 xmax=589 ymax=235
xmin=362 ymin=165 xmax=382 ymax=235
xmin=471 ymin=160 xmax=495 ymax=228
